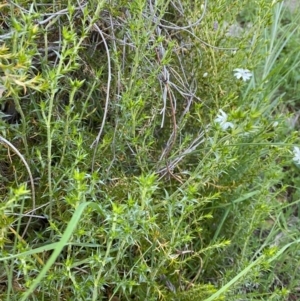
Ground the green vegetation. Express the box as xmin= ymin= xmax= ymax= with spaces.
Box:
xmin=0 ymin=0 xmax=300 ymax=300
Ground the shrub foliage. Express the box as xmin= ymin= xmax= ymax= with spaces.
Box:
xmin=0 ymin=0 xmax=299 ymax=300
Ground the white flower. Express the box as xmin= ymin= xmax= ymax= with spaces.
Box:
xmin=293 ymin=146 xmax=300 ymax=164
xmin=215 ymin=109 xmax=234 ymax=130
xmin=234 ymin=68 xmax=253 ymax=81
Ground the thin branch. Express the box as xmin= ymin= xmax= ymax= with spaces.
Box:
xmin=75 ymin=0 xmax=112 ymax=171
xmin=0 ymin=135 xmax=36 ymax=238
xmin=89 ymin=22 xmax=112 ymax=172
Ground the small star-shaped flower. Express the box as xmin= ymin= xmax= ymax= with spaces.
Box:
xmin=234 ymin=68 xmax=253 ymax=81
xmin=293 ymin=146 xmax=300 ymax=165
xmin=215 ymin=109 xmax=234 ymax=131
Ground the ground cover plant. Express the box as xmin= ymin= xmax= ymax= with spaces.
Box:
xmin=0 ymin=0 xmax=300 ymax=300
